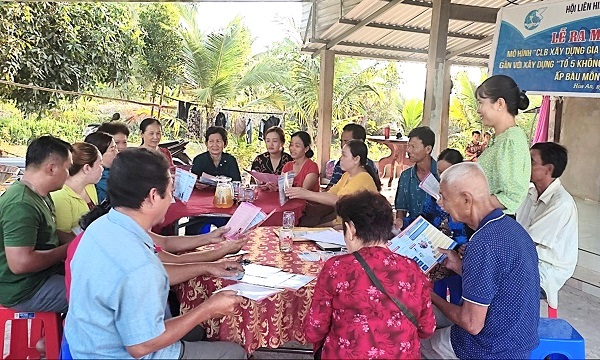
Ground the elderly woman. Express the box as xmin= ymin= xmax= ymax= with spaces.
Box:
xmin=251 ymin=126 xmax=292 ymax=175
xmin=286 ymin=140 xmax=381 ymax=226
xmin=84 ymin=131 xmax=118 ymax=203
xmin=139 ymin=117 xmax=174 ymax=167
xmin=191 ymin=126 xmax=241 ymax=181
xmin=305 ymin=190 xmax=436 ymax=359
xmin=52 ymin=142 xmax=103 ymax=235
xmin=281 ymin=131 xmax=319 ymax=192
xmin=476 ymin=75 xmax=531 ymax=215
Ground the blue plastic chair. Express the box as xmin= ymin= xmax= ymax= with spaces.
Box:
xmin=529 ymin=318 xmax=585 ymax=359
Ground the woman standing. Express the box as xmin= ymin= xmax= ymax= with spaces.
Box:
xmin=52 ymin=142 xmax=103 ymax=235
xmin=251 ymin=126 xmax=292 ymax=175
xmin=281 ymin=131 xmax=319 ymax=192
xmin=476 ymin=75 xmax=531 ymax=215
xmin=305 ymin=191 xmax=435 ymax=359
xmin=139 ymin=118 xmax=174 ymax=167
xmin=84 ymin=131 xmax=118 ymax=203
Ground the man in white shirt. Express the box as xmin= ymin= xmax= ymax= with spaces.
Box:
xmin=516 ymin=142 xmax=578 ymax=311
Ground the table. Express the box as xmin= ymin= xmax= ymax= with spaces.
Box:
xmin=367 ymin=135 xmax=412 ymax=187
xmin=157 ymin=188 xmax=306 ymax=233
xmin=175 ymin=227 xmax=324 ymax=353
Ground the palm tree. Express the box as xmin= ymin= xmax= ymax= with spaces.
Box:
xmin=448 ymin=70 xmax=486 ymax=151
xmin=178 ymin=8 xmax=284 ymax=133
xmin=398 ymin=98 xmax=423 ymax=134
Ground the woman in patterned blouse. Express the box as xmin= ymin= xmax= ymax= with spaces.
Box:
xmin=305 ymin=191 xmax=436 ymax=359
xmin=250 ymin=127 xmax=292 ymax=187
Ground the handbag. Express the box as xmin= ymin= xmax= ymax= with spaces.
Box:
xmin=353 ymin=252 xmax=419 ymax=328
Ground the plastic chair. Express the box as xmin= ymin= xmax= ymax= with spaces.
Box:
xmin=548 ymin=305 xmax=558 ymax=318
xmin=60 ymin=335 xmax=73 ymax=360
xmin=0 ymin=306 xmax=62 ymax=359
xmin=529 ymin=318 xmax=585 ymax=359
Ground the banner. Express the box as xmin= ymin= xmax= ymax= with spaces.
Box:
xmin=489 ymin=0 xmax=600 ymax=97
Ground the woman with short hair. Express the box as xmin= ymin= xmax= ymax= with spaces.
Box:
xmin=139 ymin=117 xmax=174 ymax=167
xmin=191 ymin=126 xmax=241 ymax=181
xmin=305 ymin=191 xmax=436 ymax=359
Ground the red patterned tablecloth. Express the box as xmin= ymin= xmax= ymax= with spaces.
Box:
xmin=157 ymin=188 xmax=306 ymax=232
xmin=175 ymin=227 xmax=324 ymax=353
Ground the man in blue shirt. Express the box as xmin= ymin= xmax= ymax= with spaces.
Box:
xmin=394 ymin=126 xmax=437 ymax=230
xmin=421 ymin=162 xmax=540 ymax=359
xmin=65 ymin=148 xmax=246 ymax=359
xmin=326 ymin=123 xmax=377 ymax=188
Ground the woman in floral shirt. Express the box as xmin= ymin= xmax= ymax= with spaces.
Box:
xmin=305 ymin=191 xmax=436 ymax=359
xmin=251 ymin=126 xmax=292 ymax=175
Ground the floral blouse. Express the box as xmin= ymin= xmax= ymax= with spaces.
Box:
xmin=305 ymin=246 xmax=436 ymax=359
xmin=251 ymin=151 xmax=293 ymax=175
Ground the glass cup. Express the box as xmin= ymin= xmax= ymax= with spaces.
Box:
xmin=250 ymin=184 xmax=259 ymax=201
xmin=279 ymin=227 xmax=293 ymax=253
xmin=244 ymin=187 xmax=255 ymax=202
xmin=232 ymin=181 xmax=242 ymax=201
xmin=282 ymin=211 xmax=295 ymax=229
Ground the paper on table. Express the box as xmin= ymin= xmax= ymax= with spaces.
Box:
xmin=300 ymin=229 xmax=346 ymax=246
xmin=224 ymin=202 xmax=262 ymax=239
xmin=387 ymin=216 xmax=457 ymax=274
xmin=418 ymin=173 xmax=440 ymax=200
xmin=246 ymin=170 xmax=279 ymax=185
xmin=174 ymin=168 xmax=198 ymax=203
xmin=278 ymin=274 xmax=316 ymax=290
xmin=242 ymin=263 xmax=282 ymax=277
xmin=198 ymin=172 xmax=219 ymax=186
xmin=223 ymin=250 xmax=249 ymax=258
xmin=214 ymin=283 xmax=283 ymax=301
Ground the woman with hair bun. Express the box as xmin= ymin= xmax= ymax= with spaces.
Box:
xmin=281 ymin=131 xmax=320 ymax=192
xmin=476 ymin=75 xmax=531 ymax=215
xmin=51 ymin=142 xmax=103 ymax=235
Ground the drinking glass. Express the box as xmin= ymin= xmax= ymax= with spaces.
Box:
xmin=282 ymin=211 xmax=295 ymax=229
xmin=244 ymin=187 xmax=255 ymax=202
xmin=232 ymin=181 xmax=242 ymax=201
xmin=279 ymin=227 xmax=293 ymax=252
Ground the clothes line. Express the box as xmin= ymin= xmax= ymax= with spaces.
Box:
xmin=0 ymin=80 xmax=176 ymax=109
xmin=156 ymin=92 xmax=286 ymax=116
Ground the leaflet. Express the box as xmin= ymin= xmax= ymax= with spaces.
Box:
xmin=387 ymin=216 xmax=457 ymax=274
xmin=418 ymin=173 xmax=440 ymax=200
xmin=173 ymin=168 xmax=197 ymax=203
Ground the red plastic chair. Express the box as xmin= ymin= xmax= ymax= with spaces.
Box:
xmin=0 ymin=306 xmax=62 ymax=359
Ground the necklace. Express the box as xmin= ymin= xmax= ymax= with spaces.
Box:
xmin=20 ymin=179 xmax=55 ymax=216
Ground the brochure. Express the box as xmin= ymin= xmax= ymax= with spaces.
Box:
xmin=387 ymin=216 xmax=457 ymax=274
xmin=224 ymin=202 xmax=274 ymax=239
xmin=278 ymin=171 xmax=295 ymax=206
xmin=418 ymin=173 xmax=440 ymax=200
xmin=246 ymin=170 xmax=279 ymax=185
xmin=173 ymin=168 xmax=197 ymax=203
xmin=222 ymin=263 xmax=316 ymax=291
xmin=198 ymin=172 xmax=219 ymax=186
xmin=214 ymin=283 xmax=284 ymax=302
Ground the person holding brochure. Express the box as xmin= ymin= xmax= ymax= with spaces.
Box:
xmin=191 ymin=126 xmax=241 ymax=183
xmin=251 ymin=126 xmax=293 ymax=176
xmin=394 ymin=126 xmax=437 ymax=231
xmin=281 ymin=131 xmax=320 ymax=192
xmin=65 ymin=148 xmax=247 ymax=359
xmin=421 ymin=162 xmax=539 ymax=359
xmin=286 ymin=140 xmax=381 ymax=226
xmin=306 ymin=191 xmax=435 ymax=359
xmin=420 ymin=148 xmax=468 ymax=305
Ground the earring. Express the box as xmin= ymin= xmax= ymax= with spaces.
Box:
xmin=497 ymin=107 xmax=502 ymax=111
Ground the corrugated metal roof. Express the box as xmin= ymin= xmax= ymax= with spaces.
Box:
xmin=301 ymin=0 xmax=542 ymax=66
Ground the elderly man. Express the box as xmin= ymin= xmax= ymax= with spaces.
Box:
xmin=0 ymin=136 xmax=73 ymax=313
xmin=421 ymin=162 xmax=540 ymax=359
xmin=517 ymin=142 xmax=578 ymax=311
xmin=65 ymin=148 xmax=246 ymax=359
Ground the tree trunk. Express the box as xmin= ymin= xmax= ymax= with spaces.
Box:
xmin=157 ymin=80 xmax=165 ymax=120
xmin=150 ymin=82 xmax=158 ymax=117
